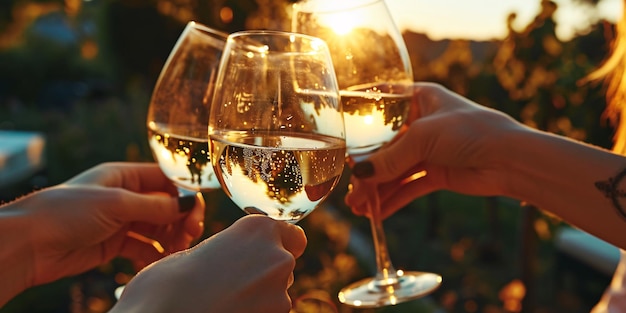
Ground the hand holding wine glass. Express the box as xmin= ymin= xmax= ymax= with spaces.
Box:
xmin=293 ymin=0 xmax=442 ymax=308
xmin=147 ymin=21 xmax=228 ymax=197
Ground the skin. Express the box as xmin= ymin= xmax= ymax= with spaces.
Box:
xmin=0 ymin=162 xmax=307 ymax=312
xmin=346 ymin=82 xmax=626 ymax=250
xmin=0 ymin=162 xmax=205 ymax=306
xmin=110 ymin=215 xmax=307 ymax=313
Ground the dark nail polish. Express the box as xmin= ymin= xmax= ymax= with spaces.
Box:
xmin=178 ymin=195 xmax=196 ymax=212
xmin=352 ymin=161 xmax=375 ymax=178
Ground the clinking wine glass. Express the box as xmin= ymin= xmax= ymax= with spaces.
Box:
xmin=112 ymin=21 xmax=229 ymax=300
xmin=293 ymin=0 xmax=442 ymax=307
xmin=147 ymin=21 xmax=228 ymax=197
xmin=208 ymin=30 xmax=346 ymax=224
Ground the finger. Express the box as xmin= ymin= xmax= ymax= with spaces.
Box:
xmin=376 ymin=165 xmax=502 ymax=219
xmin=169 ymin=222 xmax=197 ymax=251
xmin=238 ymin=215 xmax=308 ymax=258
xmin=411 ymin=82 xmax=444 ymax=120
xmin=182 ymin=192 xmax=206 ymax=240
xmin=276 ymin=221 xmax=307 ymax=259
xmin=408 ymin=82 xmax=450 ymax=117
xmin=346 ymin=162 xmax=425 ymax=209
xmin=377 ymin=172 xmax=444 ymax=220
xmin=412 ymin=82 xmax=474 ymax=116
xmin=128 ymin=219 xmax=195 ymax=254
xmin=344 ymin=178 xmax=369 ymax=210
xmin=352 ymin=116 xmax=434 ymax=186
xmin=119 ymin=232 xmax=170 ymax=266
xmin=111 ymin=190 xmax=188 ymax=225
xmin=347 ymin=163 xmax=441 ymax=218
xmin=68 ymin=162 xmax=177 ymax=195
xmin=287 ymin=272 xmax=295 ymax=288
xmin=116 ymin=163 xmax=177 ymax=194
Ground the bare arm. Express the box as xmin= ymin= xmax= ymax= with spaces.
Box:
xmin=0 ymin=208 xmax=30 ymax=306
xmin=503 ymin=126 xmax=626 ymax=248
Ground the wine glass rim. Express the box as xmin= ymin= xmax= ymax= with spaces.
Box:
xmin=227 ymin=30 xmax=329 ymax=51
xmin=293 ymin=0 xmax=382 ymax=14
xmin=230 ymin=30 xmax=324 ymax=42
xmin=186 ymin=21 xmax=229 ymax=41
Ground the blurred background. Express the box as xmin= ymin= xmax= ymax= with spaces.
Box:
xmin=0 ymin=0 xmax=621 ymax=312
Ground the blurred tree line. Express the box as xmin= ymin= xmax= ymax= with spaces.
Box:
xmin=0 ymin=0 xmax=617 ymax=185
xmin=0 ymin=0 xmax=296 ymax=183
xmin=0 ymin=0 xmax=613 ymax=183
xmin=408 ymin=0 xmax=616 ymax=148
xmin=0 ymin=0 xmax=620 ymax=312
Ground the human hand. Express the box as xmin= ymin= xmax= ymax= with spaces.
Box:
xmin=345 ymin=82 xmax=528 ymax=218
xmin=111 ymin=214 xmax=307 ymax=313
xmin=3 ymin=162 xmax=204 ymax=294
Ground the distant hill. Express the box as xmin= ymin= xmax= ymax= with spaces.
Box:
xmin=402 ymin=31 xmax=500 ymax=63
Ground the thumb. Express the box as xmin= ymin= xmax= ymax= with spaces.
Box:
xmin=233 ymin=215 xmax=308 ymax=258
xmin=276 ymin=221 xmax=307 ymax=259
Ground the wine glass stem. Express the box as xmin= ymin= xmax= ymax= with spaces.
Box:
xmin=364 ymin=182 xmax=399 ymax=287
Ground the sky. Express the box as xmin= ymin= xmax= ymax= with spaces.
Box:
xmin=385 ymin=0 xmax=623 ymax=41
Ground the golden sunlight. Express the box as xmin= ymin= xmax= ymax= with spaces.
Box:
xmin=498 ymin=279 xmax=526 ymax=312
xmin=127 ymin=231 xmax=165 ymax=254
xmin=220 ymin=6 xmax=233 ymax=24
xmin=320 ymin=12 xmax=359 ymax=36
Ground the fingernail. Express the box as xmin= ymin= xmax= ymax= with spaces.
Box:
xmin=352 ymin=161 xmax=375 ymax=178
xmin=178 ymin=195 xmax=196 ymax=212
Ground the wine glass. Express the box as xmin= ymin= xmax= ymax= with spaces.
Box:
xmin=109 ymin=21 xmax=230 ymax=299
xmin=208 ymin=30 xmax=345 ymax=224
xmin=147 ymin=21 xmax=228 ymax=197
xmin=111 ymin=21 xmax=229 ymax=300
xmin=293 ymin=0 xmax=442 ymax=307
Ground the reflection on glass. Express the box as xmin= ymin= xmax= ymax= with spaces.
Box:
xmin=146 ymin=21 xmax=228 ymax=195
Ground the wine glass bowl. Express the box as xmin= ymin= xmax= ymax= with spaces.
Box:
xmin=208 ymin=30 xmax=346 ymax=224
xmin=340 ymin=83 xmax=412 ymax=157
xmin=293 ymin=0 xmax=442 ymax=307
xmin=293 ymin=0 xmax=413 ymax=157
xmin=147 ymin=21 xmax=229 ymax=195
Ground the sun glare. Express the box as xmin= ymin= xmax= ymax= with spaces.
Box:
xmin=321 ymin=12 xmax=359 ymax=35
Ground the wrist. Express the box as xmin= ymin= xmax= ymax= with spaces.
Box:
xmin=496 ymin=124 xmax=626 ymax=212
xmin=496 ymin=124 xmax=585 ymax=207
xmin=494 ymin=125 xmax=547 ymax=203
xmin=0 ymin=199 xmax=35 ymax=306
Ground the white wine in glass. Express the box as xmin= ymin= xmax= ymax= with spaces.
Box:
xmin=293 ymin=0 xmax=442 ymax=308
xmin=208 ymin=30 xmax=346 ymax=224
xmin=147 ymin=21 xmax=228 ymax=196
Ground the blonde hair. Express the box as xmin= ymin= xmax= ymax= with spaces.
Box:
xmin=587 ymin=2 xmax=626 ymax=153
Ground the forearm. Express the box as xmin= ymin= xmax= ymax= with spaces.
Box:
xmin=0 ymin=201 xmax=33 ymax=307
xmin=503 ymin=126 xmax=626 ymax=248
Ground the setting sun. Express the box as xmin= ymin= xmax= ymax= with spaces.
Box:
xmin=322 ymin=12 xmax=359 ymax=35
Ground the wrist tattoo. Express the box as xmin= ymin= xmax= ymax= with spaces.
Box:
xmin=595 ymin=167 xmax=626 ymax=219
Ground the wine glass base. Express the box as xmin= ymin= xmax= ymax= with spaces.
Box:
xmin=338 ymin=271 xmax=442 ymax=308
